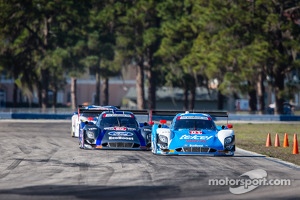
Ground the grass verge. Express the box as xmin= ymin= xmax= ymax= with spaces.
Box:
xmin=231 ymin=123 xmax=300 ymax=166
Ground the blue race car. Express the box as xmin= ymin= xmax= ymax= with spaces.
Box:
xmin=151 ymin=111 xmax=235 ymax=156
xmin=79 ymin=110 xmax=151 ymax=150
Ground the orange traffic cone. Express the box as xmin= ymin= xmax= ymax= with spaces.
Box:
xmin=274 ymin=133 xmax=280 ymax=147
xmin=266 ymin=133 xmax=272 ymax=147
xmin=293 ymin=134 xmax=299 ymax=154
xmin=283 ymin=133 xmax=289 ymax=147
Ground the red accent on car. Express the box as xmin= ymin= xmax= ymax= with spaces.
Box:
xmin=176 ymin=116 xmax=181 ymax=120
xmin=149 ymin=121 xmax=154 ymax=125
xmin=227 ymin=124 xmax=233 ymax=128
xmin=207 ymin=117 xmax=212 ymax=121
xmin=190 ymin=130 xmax=203 ymax=134
xmin=88 ymin=117 xmax=94 ymax=121
xmin=115 ymin=127 xmax=127 ymax=131
xmin=160 ymin=119 xmax=167 ymax=124
xmin=102 ymin=114 xmax=106 ymax=118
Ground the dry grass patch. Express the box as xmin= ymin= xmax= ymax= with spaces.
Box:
xmin=230 ymin=123 xmax=300 ymax=166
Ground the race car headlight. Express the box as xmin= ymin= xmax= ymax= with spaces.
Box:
xmin=224 ymin=136 xmax=233 ymax=144
xmin=86 ymin=131 xmax=95 ymax=139
xmin=159 ymin=135 xmax=168 ymax=143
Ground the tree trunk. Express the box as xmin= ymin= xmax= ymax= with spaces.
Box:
xmin=189 ymin=77 xmax=196 ymax=111
xmin=217 ymin=90 xmax=224 ymax=110
xmin=257 ymin=71 xmax=265 ymax=114
xmin=13 ymin=82 xmax=18 ymax=107
xmin=52 ymin=87 xmax=57 ymax=113
xmin=136 ymin=61 xmax=145 ymax=109
xmin=41 ymin=17 xmax=49 ymax=112
xmin=37 ymin=82 xmax=42 ymax=108
xmin=94 ymin=68 xmax=101 ymax=105
xmin=183 ymin=81 xmax=189 ymax=111
xmin=145 ymin=57 xmax=156 ymax=110
xmin=41 ymin=68 xmax=49 ymax=112
xmin=272 ymin=29 xmax=286 ymax=115
xmin=248 ymin=81 xmax=257 ymax=114
xmin=274 ymin=67 xmax=285 ymax=114
xmin=71 ymin=77 xmax=77 ymax=110
xmin=102 ymin=78 xmax=109 ymax=105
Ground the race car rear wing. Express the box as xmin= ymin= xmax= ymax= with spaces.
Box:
xmin=128 ymin=109 xmax=229 ymax=124
xmin=150 ymin=110 xmax=228 ymax=117
xmin=78 ymin=106 xmax=150 ymax=123
xmin=120 ymin=109 xmax=150 ymax=124
xmin=76 ymin=105 xmax=119 ymax=121
xmin=77 ymin=105 xmax=118 ymax=114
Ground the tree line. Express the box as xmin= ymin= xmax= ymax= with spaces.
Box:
xmin=0 ymin=0 xmax=300 ymax=114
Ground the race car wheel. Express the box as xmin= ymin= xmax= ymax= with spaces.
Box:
xmin=79 ymin=139 xmax=84 ymax=149
xmin=227 ymin=152 xmax=234 ymax=156
xmin=151 ymin=141 xmax=157 ymax=154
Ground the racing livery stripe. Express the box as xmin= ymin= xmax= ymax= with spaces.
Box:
xmin=135 ymin=130 xmax=146 ymax=146
xmin=96 ymin=130 xmax=106 ymax=145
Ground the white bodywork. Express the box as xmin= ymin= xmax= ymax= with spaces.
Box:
xmin=217 ymin=129 xmax=234 ymax=147
xmin=73 ymin=115 xmax=98 ymax=138
xmin=71 ymin=114 xmax=78 ymax=137
xmin=156 ymin=128 xmax=172 ymax=145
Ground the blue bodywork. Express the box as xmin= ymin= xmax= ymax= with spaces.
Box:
xmin=76 ymin=105 xmax=119 ymax=137
xmin=151 ymin=112 xmax=235 ymax=156
xmin=79 ymin=110 xmax=151 ymax=150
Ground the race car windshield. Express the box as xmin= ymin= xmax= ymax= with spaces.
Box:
xmin=81 ymin=113 xmax=99 ymax=117
xmin=101 ymin=117 xmax=138 ymax=128
xmin=174 ymin=119 xmax=216 ymax=130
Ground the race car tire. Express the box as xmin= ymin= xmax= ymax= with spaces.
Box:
xmin=151 ymin=141 xmax=158 ymax=154
xmin=79 ymin=139 xmax=84 ymax=149
xmin=71 ymin=128 xmax=74 ymax=137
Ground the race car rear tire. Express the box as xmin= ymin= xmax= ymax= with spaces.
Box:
xmin=79 ymin=140 xmax=84 ymax=149
xmin=71 ymin=129 xmax=74 ymax=137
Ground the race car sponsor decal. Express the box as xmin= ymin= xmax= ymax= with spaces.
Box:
xmin=143 ymin=128 xmax=152 ymax=132
xmin=87 ymin=127 xmax=97 ymax=130
xmin=105 ymin=114 xmax=131 ymax=117
xmin=88 ymin=107 xmax=110 ymax=110
xmin=186 ymin=140 xmax=207 ymax=143
xmin=108 ymin=131 xmax=134 ymax=136
xmin=115 ymin=127 xmax=127 ymax=131
xmin=189 ymin=144 xmax=204 ymax=147
xmin=127 ymin=127 xmax=137 ymax=131
xmin=108 ymin=136 xmax=134 ymax=140
xmin=180 ymin=135 xmax=213 ymax=140
xmin=180 ymin=116 xmax=209 ymax=120
xmin=189 ymin=130 xmax=202 ymax=134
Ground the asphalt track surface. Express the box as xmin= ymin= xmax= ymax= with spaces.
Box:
xmin=0 ymin=120 xmax=299 ymax=200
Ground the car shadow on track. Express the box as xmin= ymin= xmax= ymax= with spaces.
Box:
xmin=0 ymin=185 xmax=182 ymax=200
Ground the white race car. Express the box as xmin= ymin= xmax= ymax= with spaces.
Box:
xmin=71 ymin=111 xmax=79 ymax=137
xmin=71 ymin=105 xmax=118 ymax=137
